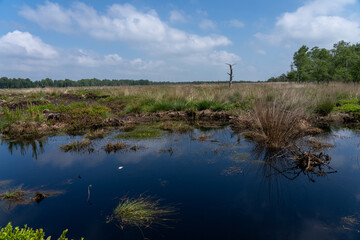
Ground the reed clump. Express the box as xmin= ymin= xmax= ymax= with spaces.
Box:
xmin=86 ymin=129 xmax=107 ymax=140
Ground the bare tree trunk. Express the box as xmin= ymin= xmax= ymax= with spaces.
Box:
xmin=226 ymin=63 xmax=233 ymax=88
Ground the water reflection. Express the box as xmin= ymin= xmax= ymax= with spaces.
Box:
xmin=1 ymin=138 xmax=47 ymax=160
xmin=257 ymin=147 xmax=337 ymax=183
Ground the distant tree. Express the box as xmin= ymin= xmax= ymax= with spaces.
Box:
xmin=293 ymin=45 xmax=312 ymax=82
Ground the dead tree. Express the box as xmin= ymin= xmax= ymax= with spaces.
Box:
xmin=226 ymin=63 xmax=234 ymax=88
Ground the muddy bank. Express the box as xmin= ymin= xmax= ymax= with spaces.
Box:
xmin=0 ymin=110 xmax=232 ymax=140
xmin=1 ymin=106 xmax=360 ymax=141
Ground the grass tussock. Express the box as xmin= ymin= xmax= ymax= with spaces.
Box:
xmin=104 ymin=142 xmax=128 ymax=153
xmin=60 ymin=140 xmax=94 ymax=152
xmin=0 ymin=184 xmax=63 ymax=206
xmin=0 ymin=186 xmax=27 ymax=202
xmin=86 ymin=129 xmax=107 ymax=140
xmin=158 ymin=121 xmax=193 ymax=133
xmin=3 ymin=82 xmax=360 ymax=139
xmin=107 ymin=195 xmax=176 ymax=229
xmin=116 ymin=126 xmax=164 ymax=140
xmin=245 ymin=102 xmax=304 ymax=149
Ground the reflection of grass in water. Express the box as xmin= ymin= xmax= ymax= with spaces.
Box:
xmin=341 ymin=213 xmax=360 ymax=232
xmin=108 ymin=195 xmax=176 ymax=230
xmin=231 ymin=153 xmax=251 ymax=163
xmin=116 ymin=127 xmax=164 ymax=140
xmin=0 ymin=180 xmax=12 ymax=187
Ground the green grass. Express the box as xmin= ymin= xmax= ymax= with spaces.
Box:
xmin=104 ymin=142 xmax=128 ymax=153
xmin=86 ymin=129 xmax=107 ymax=140
xmin=0 ymin=186 xmax=26 ymax=201
xmin=335 ymin=99 xmax=360 ymax=116
xmin=157 ymin=121 xmax=193 ymax=133
xmin=0 ymin=222 xmax=80 ymax=240
xmin=115 ymin=126 xmax=164 ymax=140
xmin=314 ymin=98 xmax=336 ymax=115
xmin=107 ymin=195 xmax=176 ymax=229
xmin=60 ymin=140 xmax=94 ymax=152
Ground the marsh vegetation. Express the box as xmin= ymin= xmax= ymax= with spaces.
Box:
xmin=1 ymin=83 xmax=360 ymax=240
xmin=0 ymin=82 xmax=360 ymax=141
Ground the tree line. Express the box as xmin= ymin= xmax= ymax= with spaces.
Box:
xmin=268 ymin=40 xmax=360 ymax=83
xmin=0 ymin=77 xmax=254 ymax=89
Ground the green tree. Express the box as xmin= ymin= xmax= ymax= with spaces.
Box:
xmin=293 ymin=45 xmax=312 ymax=82
xmin=309 ymin=47 xmax=332 ymax=83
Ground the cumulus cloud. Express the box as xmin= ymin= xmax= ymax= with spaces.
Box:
xmin=19 ymin=2 xmax=231 ymax=56
xmin=0 ymin=30 xmax=57 ymax=58
xmin=255 ymin=0 xmax=360 ymax=47
xmin=0 ymin=30 xmax=164 ymax=78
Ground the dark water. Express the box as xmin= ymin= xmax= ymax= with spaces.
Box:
xmin=1 ymin=127 xmax=360 ymax=240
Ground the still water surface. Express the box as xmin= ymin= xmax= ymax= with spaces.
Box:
xmin=0 ymin=127 xmax=360 ymax=240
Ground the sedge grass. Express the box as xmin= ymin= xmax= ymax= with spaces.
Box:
xmin=245 ymin=101 xmax=304 ymax=149
xmin=107 ymin=195 xmax=176 ymax=229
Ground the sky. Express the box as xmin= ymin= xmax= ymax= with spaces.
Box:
xmin=0 ymin=0 xmax=360 ymax=82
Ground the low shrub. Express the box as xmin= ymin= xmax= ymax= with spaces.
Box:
xmin=0 ymin=222 xmax=81 ymax=240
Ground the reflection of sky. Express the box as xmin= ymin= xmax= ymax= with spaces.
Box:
xmin=1 ymin=128 xmax=360 ymax=239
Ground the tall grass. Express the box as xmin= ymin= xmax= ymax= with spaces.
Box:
xmin=1 ymin=82 xmax=360 ymax=116
xmin=107 ymin=195 xmax=176 ymax=229
xmin=245 ymin=101 xmax=304 ymax=149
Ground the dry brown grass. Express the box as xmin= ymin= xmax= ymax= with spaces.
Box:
xmin=245 ymin=101 xmax=305 ymax=149
xmin=1 ymin=82 xmax=359 ymax=113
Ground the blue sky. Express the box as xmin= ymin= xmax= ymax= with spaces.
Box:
xmin=0 ymin=0 xmax=359 ymax=81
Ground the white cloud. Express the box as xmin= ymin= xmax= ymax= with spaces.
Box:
xmin=19 ymin=2 xmax=73 ymax=33
xmin=0 ymin=31 xmax=164 ymax=78
xmin=228 ymin=19 xmax=245 ymax=28
xmin=256 ymin=0 xmax=360 ymax=47
xmin=169 ymin=10 xmax=187 ymax=23
xmin=20 ymin=2 xmax=231 ymax=56
xmin=0 ymin=30 xmax=57 ymax=59
xmin=199 ymin=19 xmax=216 ymax=30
